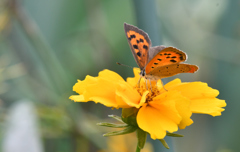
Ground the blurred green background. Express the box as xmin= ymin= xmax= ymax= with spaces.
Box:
xmin=0 ymin=0 xmax=238 ymax=152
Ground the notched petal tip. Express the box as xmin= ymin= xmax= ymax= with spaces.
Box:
xmin=69 ymin=95 xmax=85 ymax=102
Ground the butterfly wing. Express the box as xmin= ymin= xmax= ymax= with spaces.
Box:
xmin=124 ymin=23 xmax=152 ymax=70
xmin=145 ymin=47 xmax=187 ymax=74
xmin=147 ymin=63 xmax=199 ymax=79
xmin=148 ymin=45 xmax=167 ymax=61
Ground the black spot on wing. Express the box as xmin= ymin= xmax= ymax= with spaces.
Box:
xmin=133 ymin=45 xmax=138 ymax=49
xmin=131 ymin=35 xmax=136 ymax=38
xmin=157 ymin=58 xmax=162 ymax=61
xmin=171 ymin=56 xmax=177 ymax=58
xmin=166 ymin=56 xmax=170 ymax=58
xmin=140 ymin=38 xmax=144 ymax=42
xmin=137 ymin=52 xmax=141 ymax=57
xmin=170 ymin=59 xmax=177 ymax=63
xmin=128 ymin=34 xmax=136 ymax=40
xmin=143 ymin=45 xmax=148 ymax=50
xmin=136 ymin=40 xmax=139 ymax=43
xmin=154 ymin=63 xmax=158 ymax=65
xmin=164 ymin=53 xmax=168 ymax=55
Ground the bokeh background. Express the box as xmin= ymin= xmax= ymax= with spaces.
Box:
xmin=0 ymin=0 xmax=238 ymax=152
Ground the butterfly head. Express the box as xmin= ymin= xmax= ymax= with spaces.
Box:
xmin=140 ymin=69 xmax=146 ymax=77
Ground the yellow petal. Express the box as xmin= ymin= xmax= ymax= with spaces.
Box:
xmin=137 ymin=91 xmax=182 ymax=139
xmin=164 ymin=79 xmax=226 ymax=117
xmin=126 ymin=68 xmax=140 ymax=86
xmin=164 ymin=78 xmax=182 ymax=89
xmin=191 ymin=98 xmax=226 ymax=116
xmin=71 ymin=69 xmax=142 ymax=108
xmin=82 ymin=78 xmax=118 ymax=106
xmin=168 ymin=81 xmax=219 ymax=99
xmin=69 ymin=95 xmax=85 ymax=102
xmin=88 ymin=97 xmax=119 ymax=107
xmin=99 ymin=69 xmax=125 ymax=82
xmin=174 ymin=95 xmax=193 ymax=129
xmin=154 ymin=91 xmax=193 ymax=129
xmin=73 ymin=76 xmax=97 ymax=94
xmin=115 ymin=83 xmax=141 ymax=108
xmin=139 ymin=91 xmax=149 ymax=107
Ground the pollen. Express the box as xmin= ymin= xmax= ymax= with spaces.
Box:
xmin=135 ymin=79 xmax=161 ymax=102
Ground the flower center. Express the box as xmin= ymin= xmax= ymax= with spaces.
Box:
xmin=135 ymin=80 xmax=161 ymax=103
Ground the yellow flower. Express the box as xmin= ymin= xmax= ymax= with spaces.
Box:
xmin=70 ymin=68 xmax=226 ymax=140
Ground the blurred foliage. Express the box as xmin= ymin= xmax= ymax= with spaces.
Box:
xmin=0 ymin=0 xmax=239 ymax=152
xmin=99 ymin=132 xmax=153 ymax=152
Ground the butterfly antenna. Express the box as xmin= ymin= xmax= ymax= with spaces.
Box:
xmin=116 ymin=62 xmax=134 ymax=69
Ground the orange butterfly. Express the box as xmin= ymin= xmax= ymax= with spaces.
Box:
xmin=124 ymin=23 xmax=198 ymax=83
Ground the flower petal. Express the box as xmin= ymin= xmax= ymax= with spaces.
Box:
xmin=71 ymin=69 xmax=142 ymax=108
xmin=174 ymin=95 xmax=193 ymax=129
xmin=164 ymin=79 xmax=226 ymax=117
xmin=73 ymin=76 xmax=97 ymax=94
xmin=167 ymin=81 xmax=219 ymax=99
xmin=99 ymin=69 xmax=125 ymax=82
xmin=139 ymin=91 xmax=149 ymax=107
xmin=191 ymin=98 xmax=226 ymax=116
xmin=137 ymin=91 xmax=183 ymax=139
xmin=69 ymin=95 xmax=85 ymax=102
xmin=115 ymin=83 xmax=141 ymax=108
xmin=154 ymin=91 xmax=193 ymax=129
xmin=164 ymin=78 xmax=182 ymax=89
xmin=126 ymin=68 xmax=140 ymax=86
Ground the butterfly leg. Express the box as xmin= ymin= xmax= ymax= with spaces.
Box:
xmin=160 ymin=79 xmax=168 ymax=92
xmin=145 ymin=79 xmax=148 ymax=90
xmin=149 ymin=79 xmax=153 ymax=92
xmin=137 ymin=77 xmax=141 ymax=88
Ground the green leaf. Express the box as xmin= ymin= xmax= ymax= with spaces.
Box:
xmin=103 ymin=126 xmax=137 ymax=137
xmin=166 ymin=132 xmax=184 ymax=137
xmin=97 ymin=122 xmax=128 ymax=128
xmin=159 ymin=139 xmax=170 ymax=149
xmin=108 ymin=115 xmax=124 ymax=123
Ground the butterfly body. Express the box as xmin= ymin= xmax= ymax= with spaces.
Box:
xmin=124 ymin=23 xmax=198 ymax=81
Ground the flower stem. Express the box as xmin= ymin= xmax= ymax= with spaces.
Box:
xmin=136 ymin=145 xmax=141 ymax=152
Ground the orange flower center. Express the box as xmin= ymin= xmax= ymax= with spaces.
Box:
xmin=135 ymin=80 xmax=161 ymax=103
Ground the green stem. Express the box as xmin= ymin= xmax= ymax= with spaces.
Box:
xmin=136 ymin=145 xmax=141 ymax=152
xmin=12 ymin=0 xmax=70 ymax=95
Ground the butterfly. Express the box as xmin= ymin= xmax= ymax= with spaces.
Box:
xmin=124 ymin=23 xmax=198 ymax=84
